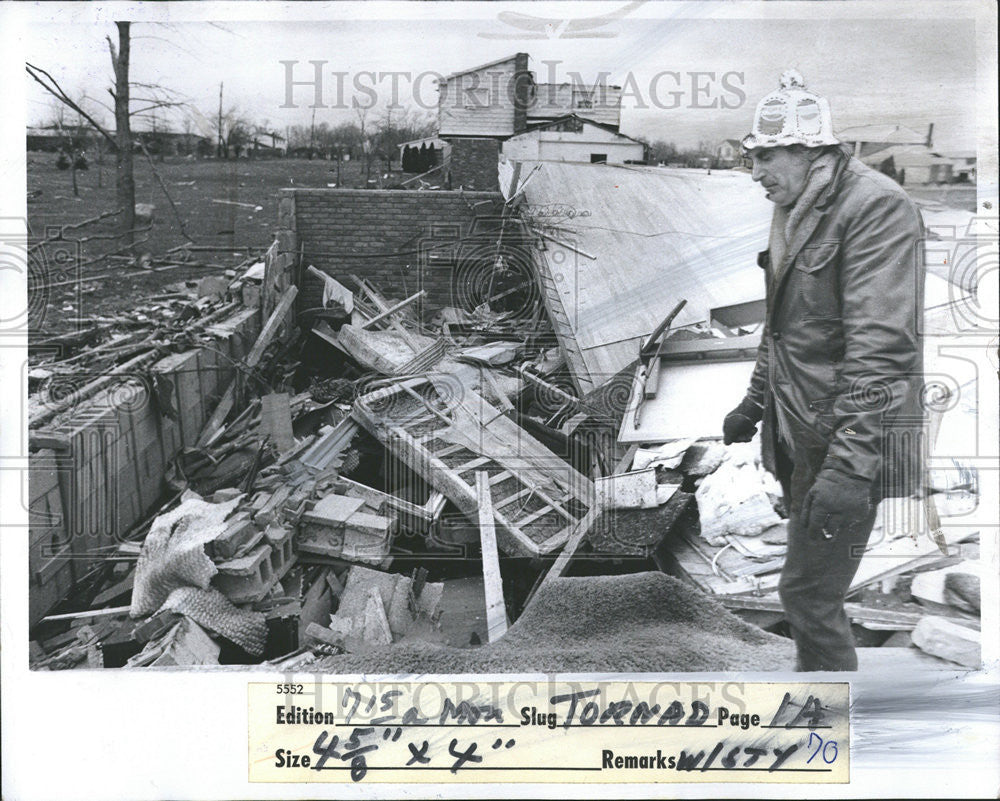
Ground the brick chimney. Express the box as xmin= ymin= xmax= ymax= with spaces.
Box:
xmin=512 ymin=52 xmax=531 ymax=135
xmin=925 ymin=123 xmax=934 ymax=148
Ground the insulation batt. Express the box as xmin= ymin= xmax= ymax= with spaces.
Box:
xmin=695 ymin=443 xmax=782 ymax=545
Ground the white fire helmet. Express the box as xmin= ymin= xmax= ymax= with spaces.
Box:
xmin=741 ymin=70 xmax=839 ymax=152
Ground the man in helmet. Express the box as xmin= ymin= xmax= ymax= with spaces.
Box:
xmin=723 ymin=71 xmax=925 ymax=671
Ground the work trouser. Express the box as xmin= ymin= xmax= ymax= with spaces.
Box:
xmin=776 ymin=424 xmax=881 ymax=672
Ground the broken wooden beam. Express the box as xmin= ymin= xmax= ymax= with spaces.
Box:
xmin=197 ymin=284 xmax=298 ymax=447
xmin=476 ymin=471 xmax=508 ymax=642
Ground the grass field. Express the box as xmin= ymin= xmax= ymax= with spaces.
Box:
xmin=26 ymin=154 xmax=388 ymax=334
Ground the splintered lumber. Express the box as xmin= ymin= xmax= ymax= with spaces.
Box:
xmin=475 ymin=472 xmax=508 ymax=642
xmin=300 ymin=415 xmax=359 ymax=472
xmin=336 ymin=325 xmax=438 ymax=375
xmin=197 ymin=285 xmax=298 ymax=446
xmin=353 ymin=377 xmax=596 ymax=558
xmin=847 ymin=517 xmax=976 ymax=597
xmin=720 ymin=595 xmax=928 ymax=631
xmin=334 ymin=476 xmax=443 ymax=525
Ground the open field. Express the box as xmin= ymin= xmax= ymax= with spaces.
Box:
xmin=26 ymin=155 xmax=391 ymax=335
xmin=26 ymin=152 xmax=977 ymax=336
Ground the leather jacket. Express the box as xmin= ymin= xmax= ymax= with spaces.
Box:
xmin=745 ymin=153 xmax=926 ymax=497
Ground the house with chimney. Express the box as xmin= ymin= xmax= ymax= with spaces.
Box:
xmin=434 ymin=53 xmax=636 ymax=188
xmin=838 ymin=122 xmax=958 ymax=185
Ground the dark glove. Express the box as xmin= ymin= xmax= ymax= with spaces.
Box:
xmin=723 ymin=397 xmax=763 ymax=445
xmin=801 ymin=470 xmax=873 ymax=541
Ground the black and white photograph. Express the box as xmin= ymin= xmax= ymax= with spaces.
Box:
xmin=1 ymin=0 xmax=997 ymax=798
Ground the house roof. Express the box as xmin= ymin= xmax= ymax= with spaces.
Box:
xmin=720 ymin=139 xmax=742 ymax=149
xmin=519 ymin=114 xmax=642 ymax=144
xmin=440 ymin=54 xmax=523 ymax=82
xmin=836 ymin=123 xmax=927 ymax=144
xmin=861 ymin=144 xmax=952 ymax=168
xmin=504 ymin=160 xmax=773 ymax=391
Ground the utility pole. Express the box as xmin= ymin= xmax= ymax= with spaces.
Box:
xmin=309 ymin=106 xmax=316 ymax=159
xmin=217 ymin=82 xmax=224 ymax=158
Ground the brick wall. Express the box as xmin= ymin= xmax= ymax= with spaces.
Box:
xmin=445 ymin=138 xmax=501 ymax=191
xmin=288 ymin=188 xmax=512 ymax=314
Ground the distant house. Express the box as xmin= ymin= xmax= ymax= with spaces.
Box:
xmin=946 ymin=151 xmax=977 ymax=183
xmin=26 ymin=125 xmax=92 ymax=152
xmin=436 ymin=52 xmax=628 ymax=189
xmin=861 ymin=144 xmax=953 ymax=185
xmin=716 ymin=139 xmax=742 ymax=168
xmin=837 ymin=123 xmax=933 ymax=159
xmin=136 ymin=131 xmax=212 ymax=157
xmin=501 ymin=115 xmax=644 ymax=164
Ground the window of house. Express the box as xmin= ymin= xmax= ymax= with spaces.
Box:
xmin=590 ymin=153 xmax=607 ymax=163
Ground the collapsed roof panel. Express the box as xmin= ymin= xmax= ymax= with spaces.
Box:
xmin=508 ymin=160 xmax=773 ymax=392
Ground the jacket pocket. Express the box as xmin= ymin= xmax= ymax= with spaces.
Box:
xmin=792 ymin=241 xmax=840 ymax=318
xmin=796 ymin=241 xmax=839 ymax=273
xmin=807 ymin=396 xmax=838 ymax=436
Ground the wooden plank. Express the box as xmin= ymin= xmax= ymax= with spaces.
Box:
xmin=260 ymin=393 xmax=295 ymax=453
xmin=476 ymin=472 xmax=508 ymax=642
xmin=452 ymin=456 xmax=492 ymax=475
xmin=359 ymin=290 xmax=426 ymax=330
xmin=41 ymin=605 xmax=130 ymax=623
xmin=495 ymin=486 xmax=535 ymax=510
xmin=513 ymin=505 xmax=559 ymax=529
xmin=431 ymin=443 xmax=467 ymax=459
xmin=655 ymin=333 xmax=762 ymax=362
xmin=643 ymin=357 xmax=662 ymax=398
xmin=614 ymin=443 xmax=640 ymax=475
xmin=350 ymin=274 xmax=417 ymax=346
xmin=481 ymin=367 xmax=515 ymax=412
xmin=720 ymin=595 xmax=928 ymax=631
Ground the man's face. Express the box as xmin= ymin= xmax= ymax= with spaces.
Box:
xmin=749 ymin=147 xmax=812 ymax=207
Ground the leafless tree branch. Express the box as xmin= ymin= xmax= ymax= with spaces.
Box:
xmin=25 ymin=62 xmax=116 ymax=148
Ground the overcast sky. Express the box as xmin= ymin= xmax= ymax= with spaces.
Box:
xmin=21 ymin=2 xmax=982 ymax=152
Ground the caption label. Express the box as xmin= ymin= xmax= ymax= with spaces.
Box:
xmin=249 ymin=681 xmax=849 ymax=783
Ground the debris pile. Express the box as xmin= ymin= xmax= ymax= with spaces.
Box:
xmin=28 ymin=163 xmax=984 ymax=673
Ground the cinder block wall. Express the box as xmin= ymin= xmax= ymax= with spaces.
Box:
xmin=445 ymin=138 xmax=502 ymax=190
xmin=28 ymin=307 xmax=261 ymax=625
xmin=285 ymin=188 xmax=508 ymax=313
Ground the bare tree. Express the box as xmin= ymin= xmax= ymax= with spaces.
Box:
xmin=27 ymin=22 xmax=136 ymax=246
